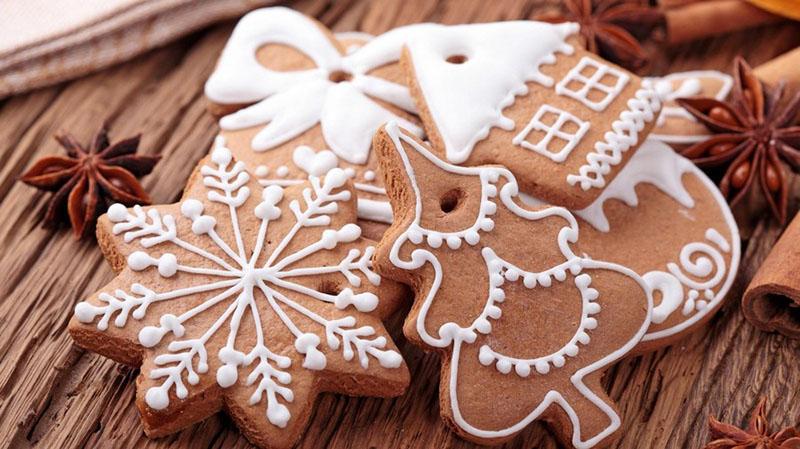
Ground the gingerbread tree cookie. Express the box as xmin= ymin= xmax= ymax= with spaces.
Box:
xmin=204 ymin=7 xmax=428 ymax=232
xmin=372 ymin=123 xmax=651 ymax=448
xmin=69 ymin=137 xmax=409 ymax=449
xmin=399 ymin=20 xmax=662 ymax=209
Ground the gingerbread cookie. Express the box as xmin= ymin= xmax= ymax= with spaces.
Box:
xmin=372 ymin=123 xmax=651 ymax=448
xmin=204 ymin=7 xmax=428 ymax=235
xmin=645 ymin=70 xmax=734 ymax=147
xmin=543 ymin=138 xmax=740 ymax=352
xmin=69 ymin=137 xmax=409 ymax=449
xmin=398 ymin=20 xmax=662 ymax=209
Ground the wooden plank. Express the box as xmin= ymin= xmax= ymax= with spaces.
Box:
xmin=0 ymin=1 xmax=799 ymax=449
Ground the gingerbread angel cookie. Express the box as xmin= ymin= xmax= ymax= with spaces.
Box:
xmin=398 ymin=20 xmax=662 ymax=209
xmin=372 ymin=123 xmax=652 ymax=448
xmin=69 ymin=137 xmax=409 ymax=449
xmin=204 ymin=7 xmax=429 ymax=236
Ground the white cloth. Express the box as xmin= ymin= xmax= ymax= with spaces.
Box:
xmin=0 ymin=0 xmax=274 ymax=98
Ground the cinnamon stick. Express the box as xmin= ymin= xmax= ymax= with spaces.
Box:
xmin=742 ymin=214 xmax=800 ymax=339
xmin=754 ymin=46 xmax=800 ymax=89
xmin=665 ymin=0 xmax=784 ymax=45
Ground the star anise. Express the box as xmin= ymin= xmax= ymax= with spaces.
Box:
xmin=538 ymin=0 xmax=665 ymax=71
xmin=703 ymin=398 xmax=800 ymax=449
xmin=20 ymin=124 xmax=160 ymax=238
xmin=677 ymin=57 xmax=800 ymax=224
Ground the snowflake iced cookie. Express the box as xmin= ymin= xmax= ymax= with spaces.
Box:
xmin=398 ymin=20 xmax=661 ymax=209
xmin=69 ymin=138 xmax=409 ymax=449
xmin=645 ymin=70 xmax=734 ymax=147
xmin=204 ymin=7 xmax=428 ymax=229
xmin=548 ymin=138 xmax=740 ymax=353
xmin=371 ymin=123 xmax=652 ymax=448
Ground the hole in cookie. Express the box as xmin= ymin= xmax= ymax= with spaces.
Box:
xmin=440 ymin=188 xmax=464 ymax=213
xmin=446 ymin=54 xmax=468 ymax=64
xmin=318 ymin=281 xmax=341 ymax=296
xmin=328 ymin=70 xmax=353 ymax=83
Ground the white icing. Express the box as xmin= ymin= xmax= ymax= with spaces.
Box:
xmin=555 ymin=57 xmax=630 ymax=112
xmin=646 ymin=70 xmax=734 ymax=144
xmin=74 ymin=137 xmax=401 ymax=427
xmin=256 ymin=144 xmax=394 ymax=224
xmin=647 ymin=228 xmax=731 ymax=323
xmin=381 ymin=122 xmax=651 ymax=447
xmin=572 ymin=139 xmax=695 ymax=232
xmin=477 ymin=248 xmax=601 ymax=376
xmin=292 ymin=145 xmax=339 ymax=176
xmin=513 ymin=104 xmax=590 ymax=163
xmin=204 ymin=7 xmax=423 ymax=164
xmin=566 ymin=85 xmax=661 ymax=191
xmin=357 ymin=198 xmax=394 ymax=223
xmin=276 ymin=165 xmax=289 ymax=177
xmin=404 ymin=21 xmax=579 ymax=164
xmin=523 ymin=138 xmax=740 ymax=341
xmin=333 ymin=31 xmax=375 ymax=55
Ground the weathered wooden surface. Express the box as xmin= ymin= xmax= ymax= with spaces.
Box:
xmin=1 ymin=1 xmax=799 ymax=448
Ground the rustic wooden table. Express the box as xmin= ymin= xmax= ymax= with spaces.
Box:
xmin=2 ymin=1 xmax=800 ymax=448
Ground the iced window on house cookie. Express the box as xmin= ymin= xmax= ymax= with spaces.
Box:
xmin=513 ymin=104 xmax=590 ymax=162
xmin=555 ymin=56 xmax=630 ymax=112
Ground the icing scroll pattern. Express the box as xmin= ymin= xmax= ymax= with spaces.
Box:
xmin=645 ymin=228 xmax=731 ymax=324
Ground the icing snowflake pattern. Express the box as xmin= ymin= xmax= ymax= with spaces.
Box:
xmin=255 ymin=145 xmax=393 ymax=223
xmin=74 ymin=137 xmax=402 ymax=428
xmin=204 ymin=7 xmax=423 ymax=165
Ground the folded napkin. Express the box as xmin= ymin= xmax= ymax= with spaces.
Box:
xmin=0 ymin=0 xmax=273 ymax=98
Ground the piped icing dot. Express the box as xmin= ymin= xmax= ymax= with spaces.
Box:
xmin=255 ymin=165 xmax=269 ymax=177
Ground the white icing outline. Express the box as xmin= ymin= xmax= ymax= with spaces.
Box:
xmin=382 ymin=123 xmax=652 ymax=447
xmin=646 ymin=70 xmax=734 ymax=144
xmin=255 ymin=144 xmax=393 ymax=223
xmin=555 ymin=57 xmax=630 ymax=112
xmin=204 ymin=7 xmax=424 ymax=164
xmin=525 ymin=139 xmax=740 ymax=342
xmin=513 ymin=104 xmax=590 ymax=163
xmin=566 ymin=85 xmax=661 ymax=191
xmin=74 ymin=137 xmax=401 ymax=427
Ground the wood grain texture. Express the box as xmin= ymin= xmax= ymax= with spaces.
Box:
xmin=0 ymin=1 xmax=799 ymax=449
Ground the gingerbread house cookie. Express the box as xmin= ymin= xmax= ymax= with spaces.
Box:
xmin=399 ymin=20 xmax=662 ymax=209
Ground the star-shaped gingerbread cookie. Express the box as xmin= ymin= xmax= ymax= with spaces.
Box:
xmin=69 ymin=137 xmax=409 ymax=449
